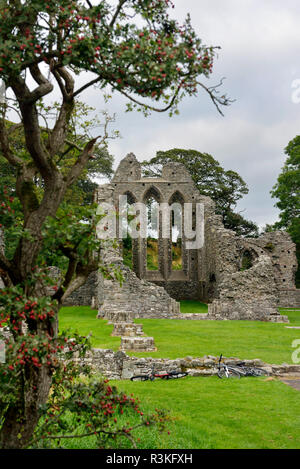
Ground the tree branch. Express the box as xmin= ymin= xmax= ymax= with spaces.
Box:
xmin=10 ymin=77 xmax=53 ymax=180
xmin=7 ymin=123 xmax=23 ymax=136
xmin=65 ymin=137 xmax=100 ymax=187
xmin=28 ymin=64 xmax=54 ymax=103
xmin=47 ymin=100 xmax=75 ymax=158
xmin=73 ymin=77 xmax=102 ymax=98
xmin=0 ymin=119 xmax=23 ymax=167
xmin=52 ymin=245 xmax=79 ymax=302
xmin=60 ymin=261 xmax=98 ymax=304
xmin=110 ymin=0 xmax=128 ymax=28
xmin=52 ymin=64 xmax=75 ymax=101
xmin=47 ymin=67 xmax=75 ymax=157
xmin=0 ymin=247 xmax=15 ymax=286
xmin=64 ymin=139 xmax=83 ymax=153
xmin=197 ymin=78 xmax=234 ymax=116
xmin=52 ymin=69 xmax=68 ymax=101
xmin=115 ymin=83 xmax=183 ymax=113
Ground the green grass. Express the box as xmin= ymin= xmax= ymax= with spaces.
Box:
xmin=131 ymin=310 xmax=300 ymax=363
xmin=58 ymin=306 xmax=120 ymax=350
xmin=180 ymin=300 xmax=208 ymax=314
xmin=57 ymin=306 xmax=300 ymax=449
xmin=113 ymin=376 xmax=300 ymax=449
xmin=59 ymin=376 xmax=300 ymax=449
xmin=59 ymin=307 xmax=300 ymax=364
xmin=279 ymin=308 xmax=300 ymax=325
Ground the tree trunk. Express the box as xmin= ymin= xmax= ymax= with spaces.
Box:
xmin=0 ymin=365 xmax=53 ymax=448
xmin=0 ymin=305 xmax=59 ymax=449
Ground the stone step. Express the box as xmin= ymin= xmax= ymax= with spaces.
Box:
xmin=120 ymin=336 xmax=156 ymax=352
xmin=175 ymin=313 xmax=209 ymax=320
xmin=267 ymin=314 xmax=289 ymax=323
xmin=105 ymin=311 xmax=135 ymax=323
xmin=112 ymin=322 xmax=144 ymax=337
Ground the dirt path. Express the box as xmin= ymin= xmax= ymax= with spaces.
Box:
xmin=280 ymin=377 xmax=300 ymax=391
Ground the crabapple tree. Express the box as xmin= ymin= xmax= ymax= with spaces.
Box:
xmin=0 ymin=0 xmax=229 ymax=448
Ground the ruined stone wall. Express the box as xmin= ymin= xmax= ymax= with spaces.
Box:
xmin=203 ymin=214 xmax=241 ymax=302
xmin=154 ymin=280 xmax=202 ymax=300
xmin=204 ymin=222 xmax=298 ymax=316
xmin=242 ymin=231 xmax=297 ymax=290
xmin=95 ymin=181 xmax=180 ymax=319
xmin=63 ymin=271 xmax=99 ymax=307
xmin=98 ymin=268 xmax=180 ymax=319
xmin=278 ymin=289 xmax=300 ymax=308
xmin=54 ymin=153 xmax=299 ymax=319
xmin=73 ymin=348 xmax=300 ymax=380
xmin=91 ymin=153 xmax=299 ymax=320
xmin=208 ymin=255 xmax=288 ymax=322
xmin=95 ymin=153 xmax=217 ymax=302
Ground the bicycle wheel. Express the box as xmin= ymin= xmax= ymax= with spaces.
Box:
xmin=130 ymin=375 xmax=149 ymax=382
xmin=248 ymin=368 xmax=266 ymax=377
xmin=167 ymin=371 xmax=188 ymax=379
xmin=218 ymin=368 xmax=241 ymax=379
xmin=235 ymin=367 xmax=248 ymax=377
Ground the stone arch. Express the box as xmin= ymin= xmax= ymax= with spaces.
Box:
xmin=142 ymin=185 xmax=162 ymax=204
xmin=168 ymin=190 xmax=186 ymax=205
xmin=122 ymin=190 xmax=137 ymax=205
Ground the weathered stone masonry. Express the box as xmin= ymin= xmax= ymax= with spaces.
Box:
xmin=72 ymin=348 xmax=300 ymax=380
xmin=90 ymin=153 xmax=298 ymax=322
xmin=47 ymin=153 xmax=299 ymax=321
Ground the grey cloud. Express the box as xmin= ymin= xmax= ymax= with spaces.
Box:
xmin=82 ymin=0 xmax=300 ymax=228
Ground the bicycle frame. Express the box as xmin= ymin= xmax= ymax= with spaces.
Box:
xmin=218 ymin=354 xmax=240 ymax=376
xmin=130 ymin=367 xmax=188 ymax=381
xmin=217 ymin=354 xmax=265 ymax=378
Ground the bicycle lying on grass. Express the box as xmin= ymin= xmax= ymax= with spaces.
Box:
xmin=130 ymin=367 xmax=188 ymax=381
xmin=217 ymin=354 xmax=267 ymax=379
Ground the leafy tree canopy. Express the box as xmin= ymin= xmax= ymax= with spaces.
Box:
xmin=271 ymin=136 xmax=300 ymax=230
xmin=271 ymin=136 xmax=300 ymax=286
xmin=0 ymin=101 xmax=115 ymax=205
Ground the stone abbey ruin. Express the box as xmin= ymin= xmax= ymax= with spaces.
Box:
xmin=67 ymin=153 xmax=299 ymax=326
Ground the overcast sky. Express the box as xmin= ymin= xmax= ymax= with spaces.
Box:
xmin=57 ymin=1 xmax=300 ymax=227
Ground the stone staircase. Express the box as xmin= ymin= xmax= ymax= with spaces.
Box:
xmin=97 ymin=282 xmax=157 ymax=352
xmin=98 ymin=293 xmax=156 ymax=352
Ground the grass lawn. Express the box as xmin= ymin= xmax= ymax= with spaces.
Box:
xmin=59 ymin=376 xmax=300 ymax=449
xmin=279 ymin=308 xmax=300 ymax=324
xmin=58 ymin=306 xmax=120 ymax=350
xmin=180 ymin=300 xmax=208 ymax=314
xmin=133 ymin=312 xmax=300 ymax=363
xmin=113 ymin=376 xmax=300 ymax=449
xmin=59 ymin=306 xmax=300 ymax=364
xmin=58 ymin=305 xmax=300 ymax=449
